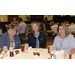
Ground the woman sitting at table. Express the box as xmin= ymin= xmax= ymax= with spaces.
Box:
xmin=28 ymin=21 xmax=46 ymax=48
xmin=11 ymin=17 xmax=18 ymax=26
xmin=53 ymin=24 xmax=75 ymax=53
xmin=0 ymin=24 xmax=21 ymax=51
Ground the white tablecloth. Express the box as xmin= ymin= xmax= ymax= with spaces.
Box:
xmin=51 ymin=25 xmax=58 ymax=34
xmin=2 ymin=48 xmax=75 ymax=59
xmin=68 ymin=26 xmax=75 ymax=33
xmin=51 ymin=25 xmax=75 ymax=34
xmin=3 ymin=48 xmax=50 ymax=59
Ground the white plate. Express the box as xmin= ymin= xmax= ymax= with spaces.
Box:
xmin=31 ymin=53 xmax=43 ymax=58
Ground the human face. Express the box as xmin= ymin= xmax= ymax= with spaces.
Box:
xmin=59 ymin=26 xmax=66 ymax=36
xmin=8 ymin=29 xmax=16 ymax=37
xmin=18 ymin=20 xmax=21 ymax=23
xmin=32 ymin=23 xmax=39 ymax=32
xmin=13 ymin=18 xmax=16 ymax=21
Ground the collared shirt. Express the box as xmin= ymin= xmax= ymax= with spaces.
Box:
xmin=53 ymin=34 xmax=75 ymax=52
xmin=17 ymin=21 xmax=27 ymax=34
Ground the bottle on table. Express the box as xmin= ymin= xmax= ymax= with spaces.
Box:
xmin=9 ymin=46 xmax=14 ymax=57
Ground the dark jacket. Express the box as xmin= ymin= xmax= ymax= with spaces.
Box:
xmin=28 ymin=32 xmax=46 ymax=48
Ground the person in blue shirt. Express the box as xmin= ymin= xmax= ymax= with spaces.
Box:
xmin=28 ymin=21 xmax=46 ymax=48
xmin=17 ymin=18 xmax=27 ymax=37
xmin=53 ymin=24 xmax=75 ymax=53
xmin=0 ymin=24 xmax=21 ymax=51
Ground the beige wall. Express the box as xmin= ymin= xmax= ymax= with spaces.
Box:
xmin=1 ymin=15 xmax=75 ymax=22
xmin=19 ymin=15 xmax=30 ymax=21
xmin=44 ymin=15 xmax=53 ymax=21
xmin=0 ymin=15 xmax=30 ymax=22
xmin=0 ymin=15 xmax=53 ymax=22
xmin=0 ymin=15 xmax=8 ymax=22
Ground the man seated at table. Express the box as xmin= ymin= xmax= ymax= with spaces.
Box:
xmin=17 ymin=18 xmax=27 ymax=37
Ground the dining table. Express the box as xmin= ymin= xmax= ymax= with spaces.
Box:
xmin=3 ymin=48 xmax=50 ymax=59
xmin=1 ymin=48 xmax=75 ymax=59
xmin=68 ymin=25 xmax=75 ymax=33
xmin=51 ymin=25 xmax=58 ymax=34
xmin=51 ymin=24 xmax=75 ymax=34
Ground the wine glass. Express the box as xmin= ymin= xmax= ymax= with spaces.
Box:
xmin=3 ymin=46 xmax=8 ymax=56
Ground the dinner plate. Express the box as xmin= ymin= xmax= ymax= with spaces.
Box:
xmin=31 ymin=53 xmax=43 ymax=58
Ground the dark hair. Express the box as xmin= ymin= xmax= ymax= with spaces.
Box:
xmin=7 ymin=24 xmax=17 ymax=30
xmin=18 ymin=18 xmax=22 ymax=21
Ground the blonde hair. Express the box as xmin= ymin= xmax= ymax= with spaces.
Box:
xmin=57 ymin=24 xmax=70 ymax=37
xmin=31 ymin=21 xmax=40 ymax=32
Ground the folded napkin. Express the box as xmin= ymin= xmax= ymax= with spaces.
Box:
xmin=55 ymin=50 xmax=65 ymax=55
xmin=26 ymin=46 xmax=32 ymax=52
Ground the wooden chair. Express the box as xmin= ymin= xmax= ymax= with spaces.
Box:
xmin=64 ymin=21 xmax=69 ymax=24
xmin=20 ymin=26 xmax=29 ymax=44
xmin=43 ymin=23 xmax=54 ymax=37
xmin=25 ymin=26 xmax=29 ymax=37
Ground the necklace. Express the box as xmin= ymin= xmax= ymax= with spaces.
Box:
xmin=59 ymin=36 xmax=65 ymax=50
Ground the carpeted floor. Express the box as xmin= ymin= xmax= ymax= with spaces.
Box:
xmin=46 ymin=37 xmax=54 ymax=48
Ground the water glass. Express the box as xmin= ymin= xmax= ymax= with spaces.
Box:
xmin=25 ymin=43 xmax=29 ymax=52
xmin=40 ymin=48 xmax=43 ymax=51
xmin=3 ymin=46 xmax=8 ymax=56
xmin=64 ymin=52 xmax=69 ymax=59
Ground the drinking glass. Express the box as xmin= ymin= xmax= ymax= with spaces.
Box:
xmin=48 ymin=46 xmax=50 ymax=53
xmin=0 ymin=48 xmax=2 ymax=54
xmin=48 ymin=45 xmax=54 ymax=53
xmin=3 ymin=46 xmax=8 ymax=56
xmin=25 ymin=43 xmax=29 ymax=52
xmin=69 ymin=52 xmax=72 ymax=59
xmin=21 ymin=44 xmax=25 ymax=52
xmin=64 ymin=52 xmax=69 ymax=59
xmin=40 ymin=48 xmax=43 ymax=51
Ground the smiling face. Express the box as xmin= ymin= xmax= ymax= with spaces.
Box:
xmin=32 ymin=23 xmax=39 ymax=32
xmin=59 ymin=26 xmax=66 ymax=36
xmin=8 ymin=29 xmax=16 ymax=37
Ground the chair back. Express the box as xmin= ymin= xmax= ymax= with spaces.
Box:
xmin=64 ymin=21 xmax=69 ymax=24
xmin=25 ymin=26 xmax=29 ymax=37
xmin=43 ymin=23 xmax=46 ymax=32
xmin=0 ymin=28 xmax=3 ymax=36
